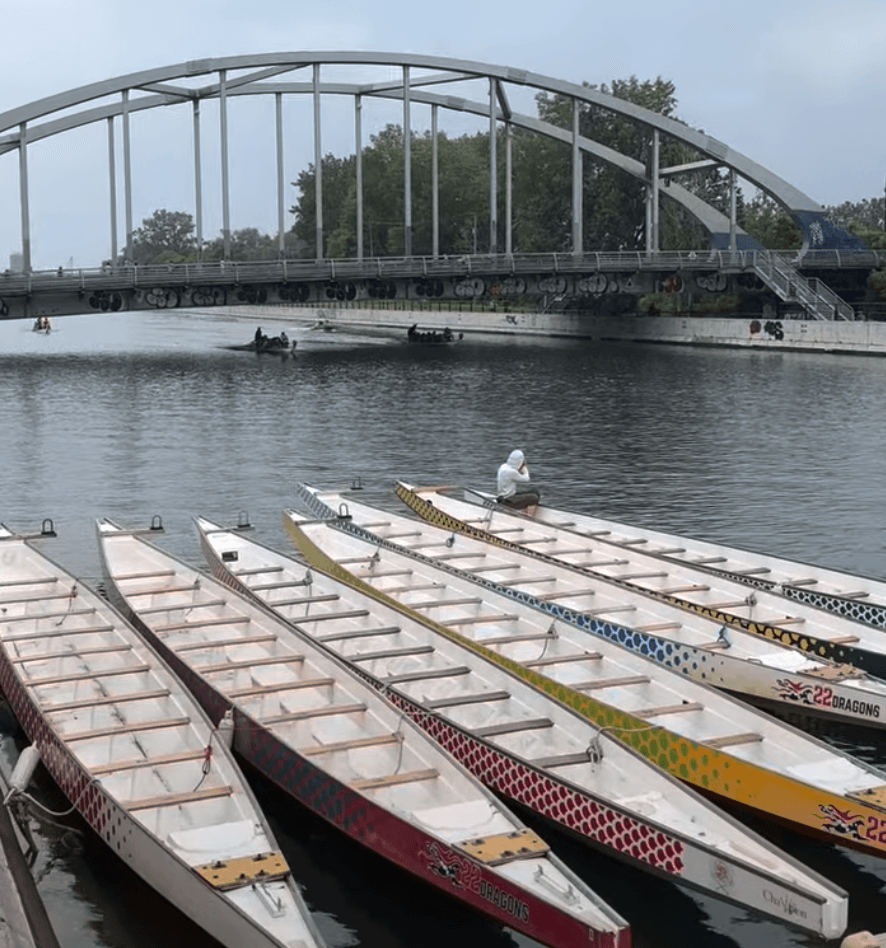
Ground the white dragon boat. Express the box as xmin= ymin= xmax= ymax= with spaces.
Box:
xmin=388 ymin=482 xmax=886 ymax=728
xmin=195 ymin=514 xmax=850 ymax=938
xmin=95 ymin=517 xmax=631 ymax=948
xmin=286 ymin=484 xmax=886 ymax=868
xmin=412 ymin=484 xmax=886 ymax=681
xmin=449 ymin=486 xmax=886 ymax=631
xmin=0 ymin=524 xmax=326 ymax=948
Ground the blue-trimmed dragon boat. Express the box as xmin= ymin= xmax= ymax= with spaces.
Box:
xmin=391 ymin=483 xmax=886 ymax=722
xmin=95 ymin=517 xmax=632 ymax=948
xmin=0 ymin=524 xmax=327 ymax=948
xmin=194 ymin=515 xmax=847 ymax=938
xmin=286 ymin=484 xmax=886 ymax=867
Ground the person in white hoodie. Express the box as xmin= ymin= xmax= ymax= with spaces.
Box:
xmin=496 ymin=449 xmax=540 ymax=514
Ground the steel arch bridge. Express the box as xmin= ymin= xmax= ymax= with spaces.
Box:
xmin=0 ymin=52 xmax=869 ymax=320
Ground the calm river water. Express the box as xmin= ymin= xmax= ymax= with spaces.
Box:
xmin=1 ymin=309 xmax=885 ymax=947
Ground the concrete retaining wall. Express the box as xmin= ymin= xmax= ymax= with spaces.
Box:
xmin=201 ymin=303 xmax=886 ymax=356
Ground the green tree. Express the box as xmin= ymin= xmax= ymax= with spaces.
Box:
xmin=528 ymin=76 xmax=732 ymax=251
xmin=825 ymin=197 xmax=886 ymax=250
xmin=291 ymin=124 xmax=492 ymax=258
xmin=739 ymin=194 xmax=803 ymax=249
xmin=129 ymin=209 xmax=196 ymax=264
xmin=203 ymin=227 xmax=280 ymax=261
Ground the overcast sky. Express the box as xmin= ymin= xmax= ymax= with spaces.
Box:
xmin=2 ymin=0 xmax=884 ymax=269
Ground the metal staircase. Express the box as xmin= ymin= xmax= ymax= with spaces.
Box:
xmin=753 ymin=253 xmax=855 ymax=321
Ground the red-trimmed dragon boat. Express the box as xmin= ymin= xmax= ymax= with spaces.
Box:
xmin=0 ymin=524 xmax=326 ymax=948
xmin=96 ymin=517 xmax=631 ymax=948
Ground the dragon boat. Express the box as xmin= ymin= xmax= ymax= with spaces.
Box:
xmin=95 ymin=517 xmax=632 ymax=948
xmin=286 ymin=483 xmax=886 ymax=867
xmin=0 ymin=524 xmax=326 ymax=948
xmin=444 ymin=486 xmax=886 ymax=632
xmin=390 ymin=482 xmax=886 ymax=724
xmin=195 ymin=514 xmax=850 ymax=938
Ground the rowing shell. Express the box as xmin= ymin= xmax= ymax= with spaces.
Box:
xmin=289 ymin=483 xmax=886 ymax=864
xmin=0 ymin=525 xmax=326 ymax=948
xmin=96 ymin=518 xmax=631 ymax=948
xmin=196 ymin=515 xmax=849 ymax=938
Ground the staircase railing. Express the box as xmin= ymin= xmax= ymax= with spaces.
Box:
xmin=753 ymin=253 xmax=855 ymax=321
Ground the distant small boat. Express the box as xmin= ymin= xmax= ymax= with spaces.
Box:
xmin=0 ymin=524 xmax=325 ymax=948
xmin=407 ymin=324 xmax=461 ymax=345
xmin=96 ymin=518 xmax=631 ymax=948
xmin=220 ymin=336 xmax=295 ymax=354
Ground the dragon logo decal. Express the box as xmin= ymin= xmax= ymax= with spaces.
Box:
xmin=817 ymin=803 xmax=866 ymax=842
xmin=775 ymin=678 xmax=814 ymax=706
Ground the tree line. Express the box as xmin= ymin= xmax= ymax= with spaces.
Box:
xmin=122 ymin=76 xmax=886 ymax=265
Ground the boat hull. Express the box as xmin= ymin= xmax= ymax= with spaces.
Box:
xmin=98 ymin=524 xmax=630 ymax=948
xmin=0 ymin=538 xmax=322 ymax=948
xmin=200 ymin=520 xmax=847 ymax=938
xmin=291 ymin=485 xmax=886 ymax=865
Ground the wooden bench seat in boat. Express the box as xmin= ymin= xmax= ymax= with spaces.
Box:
xmin=299 ymin=733 xmax=403 ymax=756
xmin=475 ymin=717 xmax=554 ymax=737
xmin=383 ymin=666 xmax=471 ymax=684
xmin=352 ymin=768 xmax=439 ymax=791
xmin=263 ymin=702 xmax=368 ymax=724
xmin=41 ymin=689 xmax=172 ymax=712
xmin=317 ymin=625 xmax=402 ymax=642
xmin=194 ymin=654 xmax=305 ymax=674
xmin=424 ymin=690 xmax=511 ymax=709
xmin=127 ymin=785 xmax=234 ymax=811
xmin=704 ymin=733 xmax=764 ymax=749
xmin=634 ymin=702 xmax=704 ymax=718
xmin=573 ymin=675 xmax=652 ymax=691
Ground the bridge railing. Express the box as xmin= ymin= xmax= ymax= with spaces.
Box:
xmin=1 ymin=249 xmax=882 ymax=299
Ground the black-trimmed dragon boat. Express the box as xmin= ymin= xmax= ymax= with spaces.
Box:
xmin=195 ymin=515 xmax=847 ymax=939
xmin=394 ymin=483 xmax=886 ymax=706
xmin=95 ymin=517 xmax=632 ymax=948
xmin=447 ymin=486 xmax=886 ymax=630
xmin=286 ymin=483 xmax=886 ymax=868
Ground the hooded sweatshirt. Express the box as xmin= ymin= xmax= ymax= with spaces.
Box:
xmin=497 ymin=449 xmax=532 ymax=498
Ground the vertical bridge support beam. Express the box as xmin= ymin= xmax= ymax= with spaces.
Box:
xmin=275 ymin=92 xmax=285 ymax=258
xmin=107 ymin=117 xmax=117 ymax=265
xmin=122 ymin=90 xmax=132 ymax=263
xmin=571 ymin=98 xmax=582 ymax=254
xmin=403 ymin=66 xmax=412 ymax=258
xmin=505 ymin=120 xmax=513 ymax=256
xmin=646 ymin=128 xmax=660 ymax=254
xmin=355 ymin=94 xmax=363 ymax=260
xmin=219 ymin=70 xmax=231 ymax=260
xmin=313 ymin=63 xmax=323 ymax=262
xmin=18 ymin=122 xmax=30 ymax=273
xmin=192 ymin=99 xmax=203 ymax=258
xmin=489 ymin=79 xmax=497 ymax=255
xmin=431 ymin=103 xmax=439 ymax=259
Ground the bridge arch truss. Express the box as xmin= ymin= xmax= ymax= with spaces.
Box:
xmin=0 ymin=52 xmax=861 ymax=276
